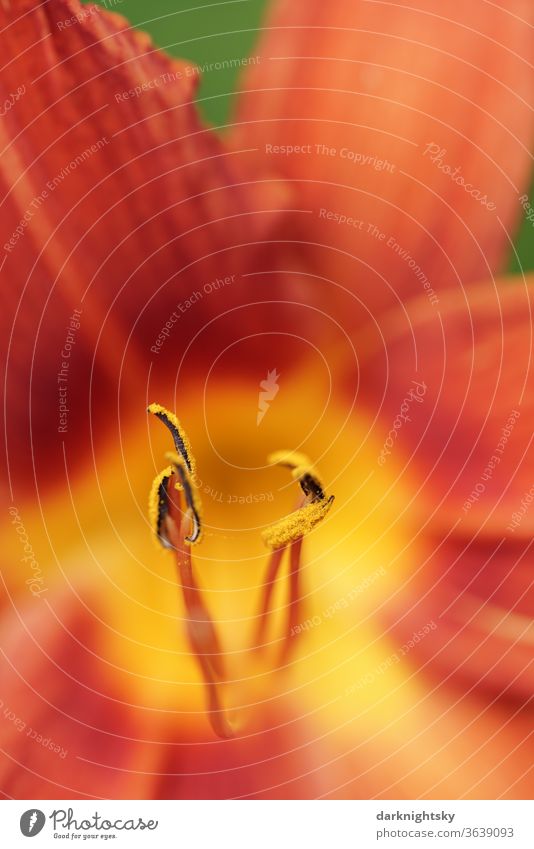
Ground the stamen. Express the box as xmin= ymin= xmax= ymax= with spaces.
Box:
xmin=254 ymin=450 xmax=334 ymax=657
xmin=261 ymin=496 xmax=334 ymax=549
xmin=147 ymin=403 xmax=196 ymax=478
xmin=148 ymin=404 xmax=231 ymax=738
xmin=148 ymin=465 xmax=175 ymax=548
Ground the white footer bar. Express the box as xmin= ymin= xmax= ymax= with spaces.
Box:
xmin=2 ymin=799 xmax=532 ymax=848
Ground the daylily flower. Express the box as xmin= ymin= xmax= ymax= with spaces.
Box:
xmin=1 ymin=0 xmax=533 ymax=800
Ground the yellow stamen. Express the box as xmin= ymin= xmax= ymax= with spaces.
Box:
xmin=147 ymin=402 xmax=196 ymax=479
xmin=146 ymin=405 xmax=228 ymax=736
xmin=148 ymin=403 xmax=202 ymax=543
xmin=148 ymin=465 xmax=174 ymax=548
xmin=262 ymin=495 xmax=334 ymax=549
xmin=256 ymin=450 xmax=335 ymax=658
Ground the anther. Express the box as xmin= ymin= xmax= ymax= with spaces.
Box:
xmin=254 ymin=450 xmax=334 ymax=662
xmin=147 ymin=403 xmax=196 ymax=479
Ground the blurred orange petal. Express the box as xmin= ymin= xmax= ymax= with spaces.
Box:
xmin=0 ymin=583 xmax=159 ymax=798
xmin=0 ymin=581 xmax=343 ymax=799
xmin=361 ymin=278 xmax=534 ymax=536
xmin=357 ymin=278 xmax=534 ymax=700
xmin=232 ymin=0 xmax=534 ymax=321
xmin=380 ymin=534 xmax=533 ymax=705
xmin=0 ymin=0 xmax=289 ymax=492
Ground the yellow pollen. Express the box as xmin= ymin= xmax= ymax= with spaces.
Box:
xmin=262 ymin=495 xmax=334 ymax=549
xmin=147 ymin=402 xmax=196 ymax=479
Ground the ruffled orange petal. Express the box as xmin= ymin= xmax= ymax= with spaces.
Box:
xmin=0 ymin=0 xmax=289 ymax=492
xmin=357 ymin=278 xmax=534 ymax=701
xmin=232 ymin=0 xmax=534 ymax=321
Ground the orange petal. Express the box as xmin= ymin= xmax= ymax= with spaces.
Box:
xmin=379 ymin=534 xmax=533 ymax=706
xmin=362 ymin=278 xmax=534 ymax=536
xmin=0 ymin=583 xmax=343 ymax=799
xmin=0 ymin=583 xmax=159 ymax=798
xmin=0 ymin=0 xmax=289 ymax=492
xmin=315 ymin=679 xmax=533 ymax=799
xmin=232 ymin=0 xmax=534 ymax=320
xmin=358 ymin=278 xmax=534 ymax=700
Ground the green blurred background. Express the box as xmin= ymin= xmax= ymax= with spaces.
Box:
xmin=88 ymin=0 xmax=534 ymax=274
xmin=94 ymin=0 xmax=266 ymax=126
